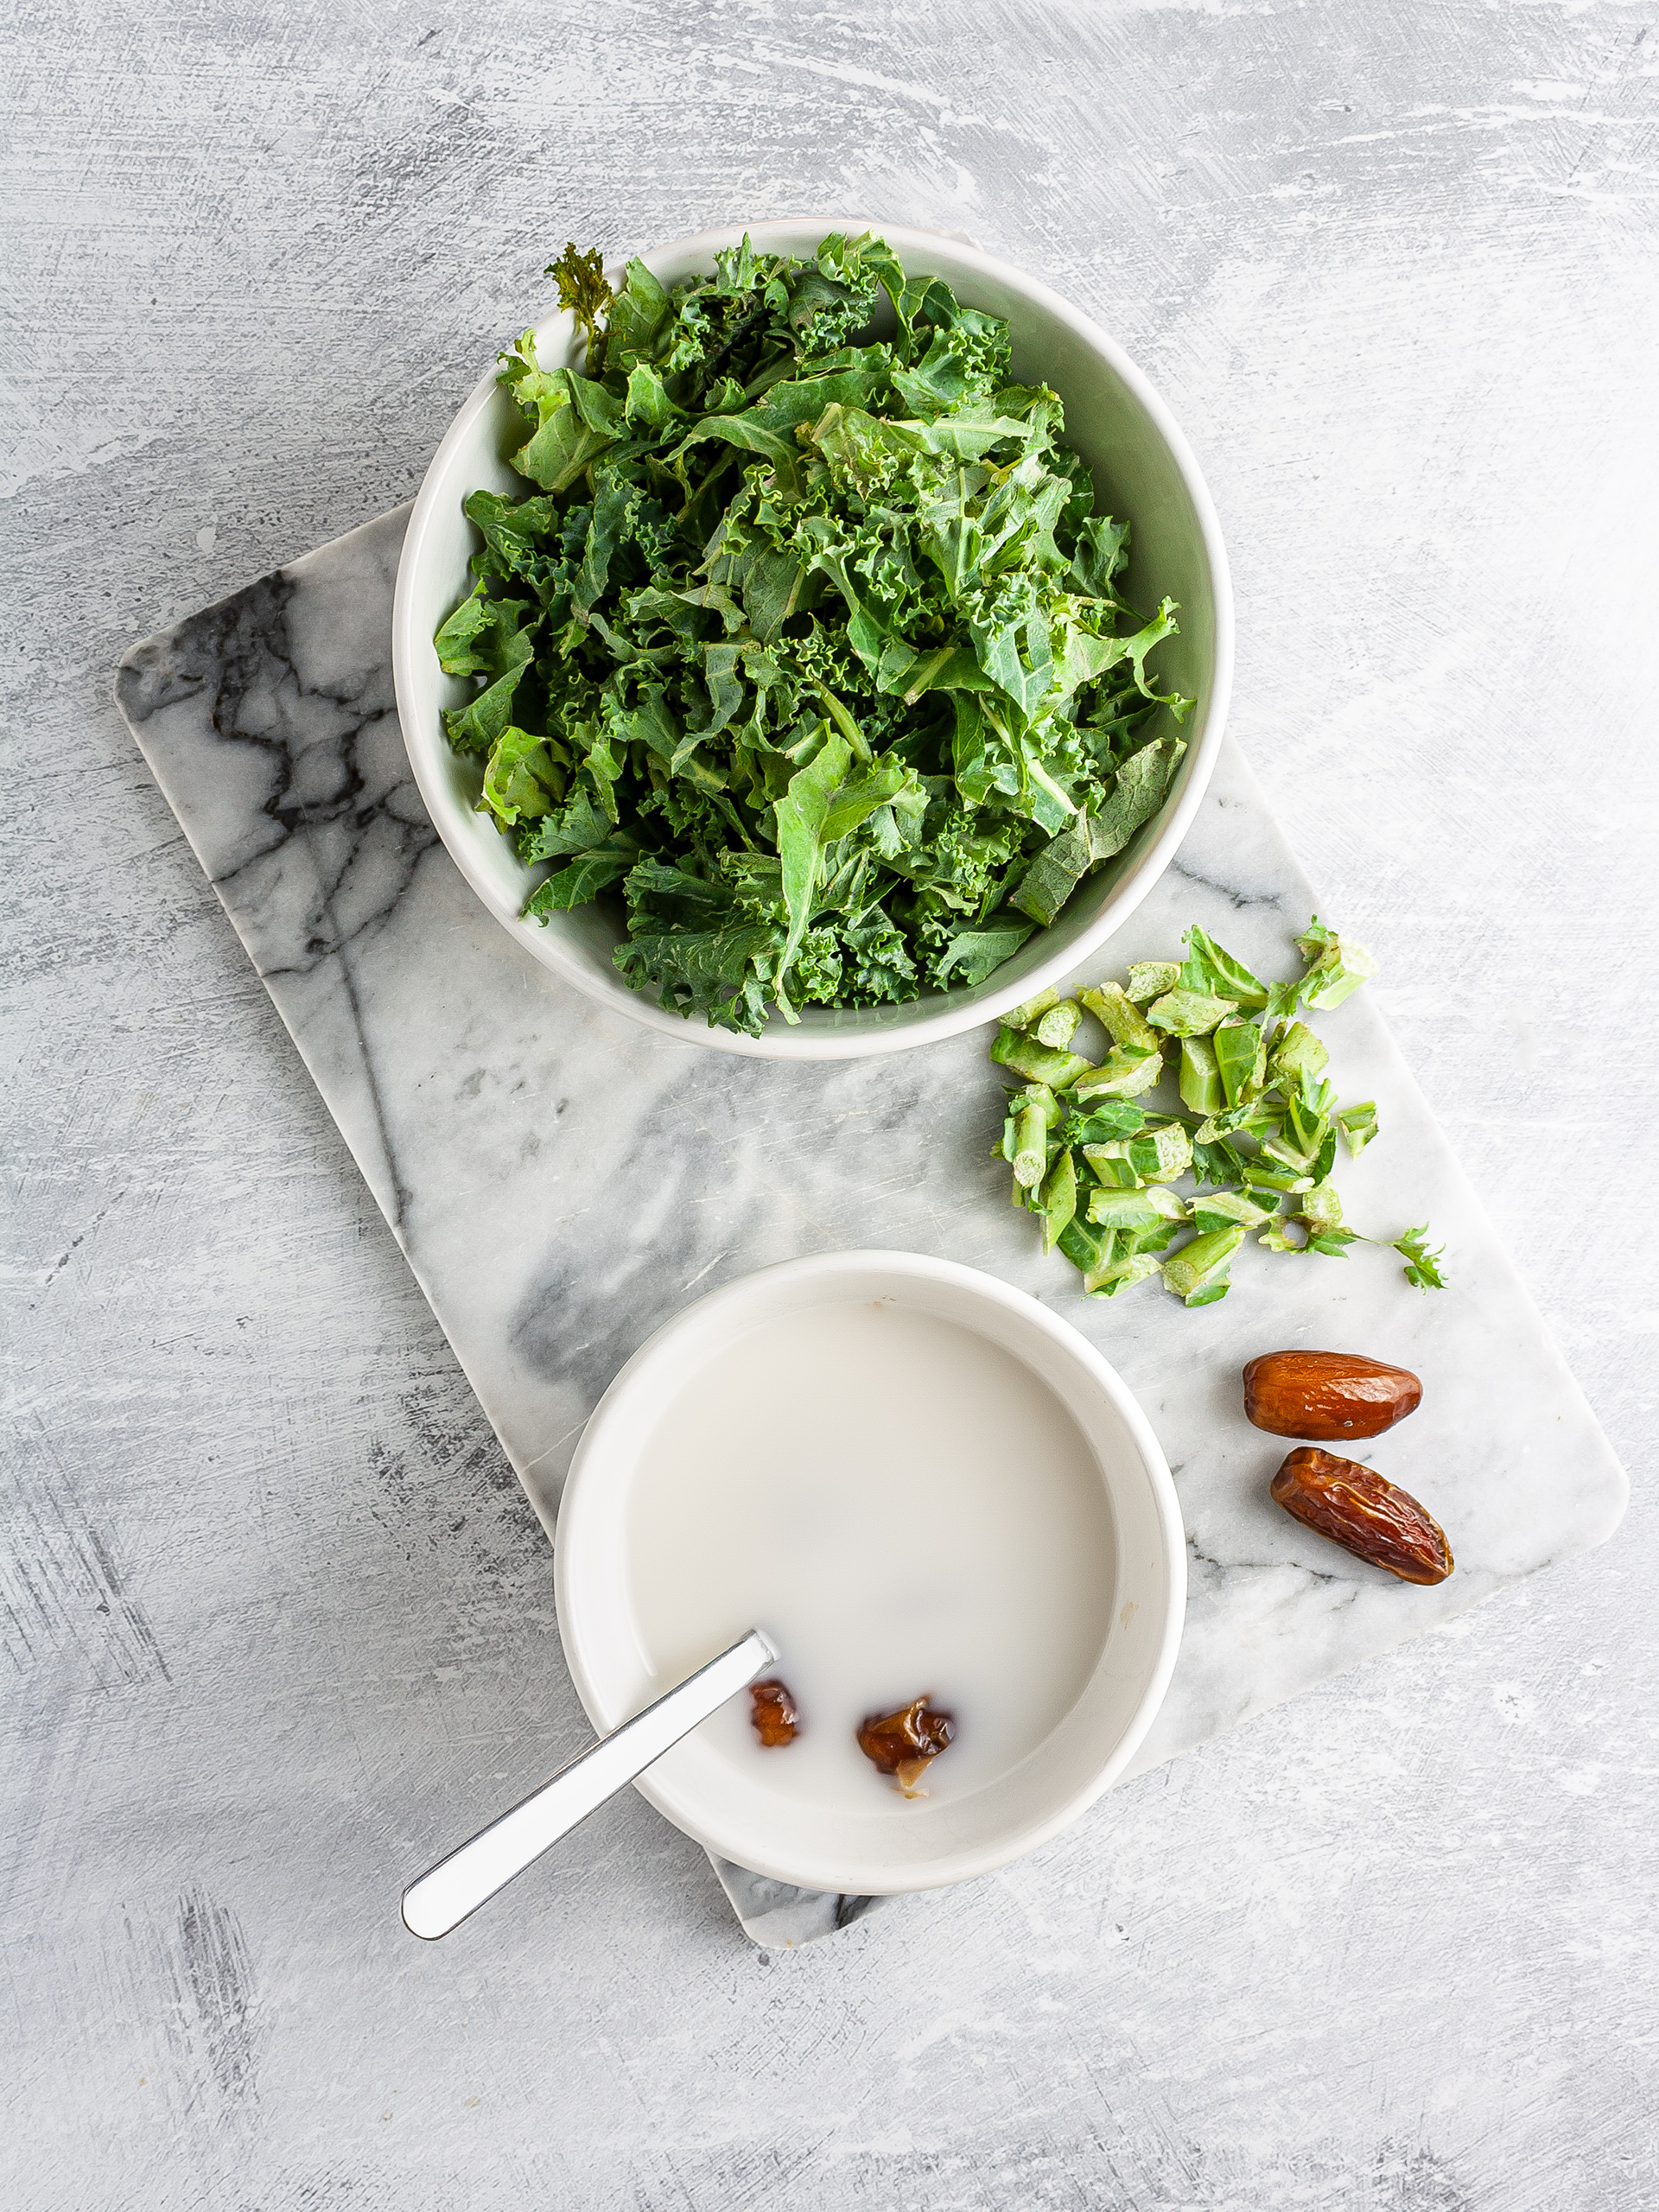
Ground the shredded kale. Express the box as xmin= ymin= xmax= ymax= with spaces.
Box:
xmin=435 ymin=232 xmax=1192 ymax=1033
xmin=992 ymin=918 xmax=1446 ymax=1307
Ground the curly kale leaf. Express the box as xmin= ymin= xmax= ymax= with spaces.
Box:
xmin=1393 ymin=1224 xmax=1448 ymax=1291
xmin=546 ymin=243 xmax=614 ymax=373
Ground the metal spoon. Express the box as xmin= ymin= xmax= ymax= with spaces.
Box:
xmin=400 ymin=1629 xmax=776 ymax=1939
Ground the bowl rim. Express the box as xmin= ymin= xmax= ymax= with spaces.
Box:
xmin=392 ymin=216 xmax=1235 ymax=1060
xmin=552 ymin=1248 xmax=1188 ymax=1894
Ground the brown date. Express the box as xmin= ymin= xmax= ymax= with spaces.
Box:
xmin=1271 ymin=1446 xmax=1452 ymax=1585
xmin=1243 ymin=1350 xmax=1422 ymax=1440
xmin=749 ymin=1679 xmax=801 ymax=1747
xmin=856 ymin=1696 xmax=955 ymax=1797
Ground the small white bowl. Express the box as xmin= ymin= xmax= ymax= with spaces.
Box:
xmin=553 ymin=1250 xmax=1185 ymax=1897
xmin=393 ymin=218 xmax=1233 ymax=1060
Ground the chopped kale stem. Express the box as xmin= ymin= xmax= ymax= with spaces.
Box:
xmin=435 ymin=231 xmax=1195 ymax=1035
xmin=991 ymin=918 xmax=1446 ymax=1309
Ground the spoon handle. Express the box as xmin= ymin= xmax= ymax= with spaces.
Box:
xmin=401 ymin=1629 xmax=777 ymax=1939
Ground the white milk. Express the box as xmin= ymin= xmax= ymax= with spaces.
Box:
xmin=625 ymin=1298 xmax=1116 ymax=1810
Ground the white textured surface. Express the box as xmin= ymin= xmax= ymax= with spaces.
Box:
xmin=4 ymin=3 xmax=1657 ymax=2206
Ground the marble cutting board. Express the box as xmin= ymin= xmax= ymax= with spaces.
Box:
xmin=115 ymin=505 xmax=1628 ymax=1950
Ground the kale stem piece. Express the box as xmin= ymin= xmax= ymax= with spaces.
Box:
xmin=1080 ymin=983 xmax=1160 ymax=1055
xmin=990 ymin=1027 xmax=1094 ymax=1088
xmin=814 ymin=683 xmax=873 ymax=763
xmin=1039 ymin=1147 xmax=1078 ymax=1252
xmin=1033 ymin=1000 xmax=1083 ymax=1050
xmin=1009 ymin=986 xmax=1061 ymax=1030
xmin=1179 ymin=1034 xmax=1224 ymax=1116
xmin=1012 ymin=1101 xmax=1050 ymax=1189
xmin=1163 ymin=1224 xmax=1245 ymax=1303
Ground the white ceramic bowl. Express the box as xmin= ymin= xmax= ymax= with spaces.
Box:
xmin=393 ymin=218 xmax=1233 ymax=1060
xmin=553 ymin=1250 xmax=1185 ymax=1896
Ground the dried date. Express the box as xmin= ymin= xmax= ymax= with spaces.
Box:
xmin=1270 ymin=1446 xmax=1452 ymax=1585
xmin=1244 ymin=1350 xmax=1422 ymax=1440
xmin=856 ymin=1696 xmax=955 ymax=1797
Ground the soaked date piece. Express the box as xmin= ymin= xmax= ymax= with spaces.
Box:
xmin=749 ymin=1680 xmax=801 ymax=1747
xmin=857 ymin=1697 xmax=955 ymax=1797
xmin=1271 ymin=1446 xmax=1453 ymax=1585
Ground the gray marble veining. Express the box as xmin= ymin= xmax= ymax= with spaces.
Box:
xmin=115 ymin=505 xmax=1626 ymax=1944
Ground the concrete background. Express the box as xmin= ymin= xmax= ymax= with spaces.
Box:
xmin=3 ymin=3 xmax=1656 ymax=2204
